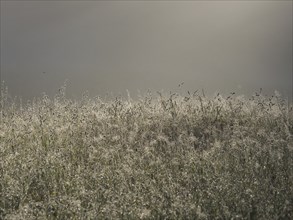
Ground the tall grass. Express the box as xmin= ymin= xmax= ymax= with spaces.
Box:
xmin=0 ymin=87 xmax=292 ymax=219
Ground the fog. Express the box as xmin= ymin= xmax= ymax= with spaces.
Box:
xmin=1 ymin=1 xmax=292 ymax=101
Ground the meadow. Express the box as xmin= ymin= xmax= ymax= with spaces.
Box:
xmin=0 ymin=86 xmax=292 ymax=219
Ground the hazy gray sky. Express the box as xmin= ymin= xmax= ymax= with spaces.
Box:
xmin=1 ymin=1 xmax=292 ymax=101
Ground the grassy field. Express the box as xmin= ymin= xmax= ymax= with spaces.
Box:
xmin=0 ymin=88 xmax=292 ymax=219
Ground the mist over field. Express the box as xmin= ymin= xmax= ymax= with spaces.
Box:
xmin=0 ymin=1 xmax=292 ymax=101
xmin=0 ymin=1 xmax=292 ymax=219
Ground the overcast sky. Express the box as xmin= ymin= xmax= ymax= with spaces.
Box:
xmin=1 ymin=1 xmax=292 ymax=101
